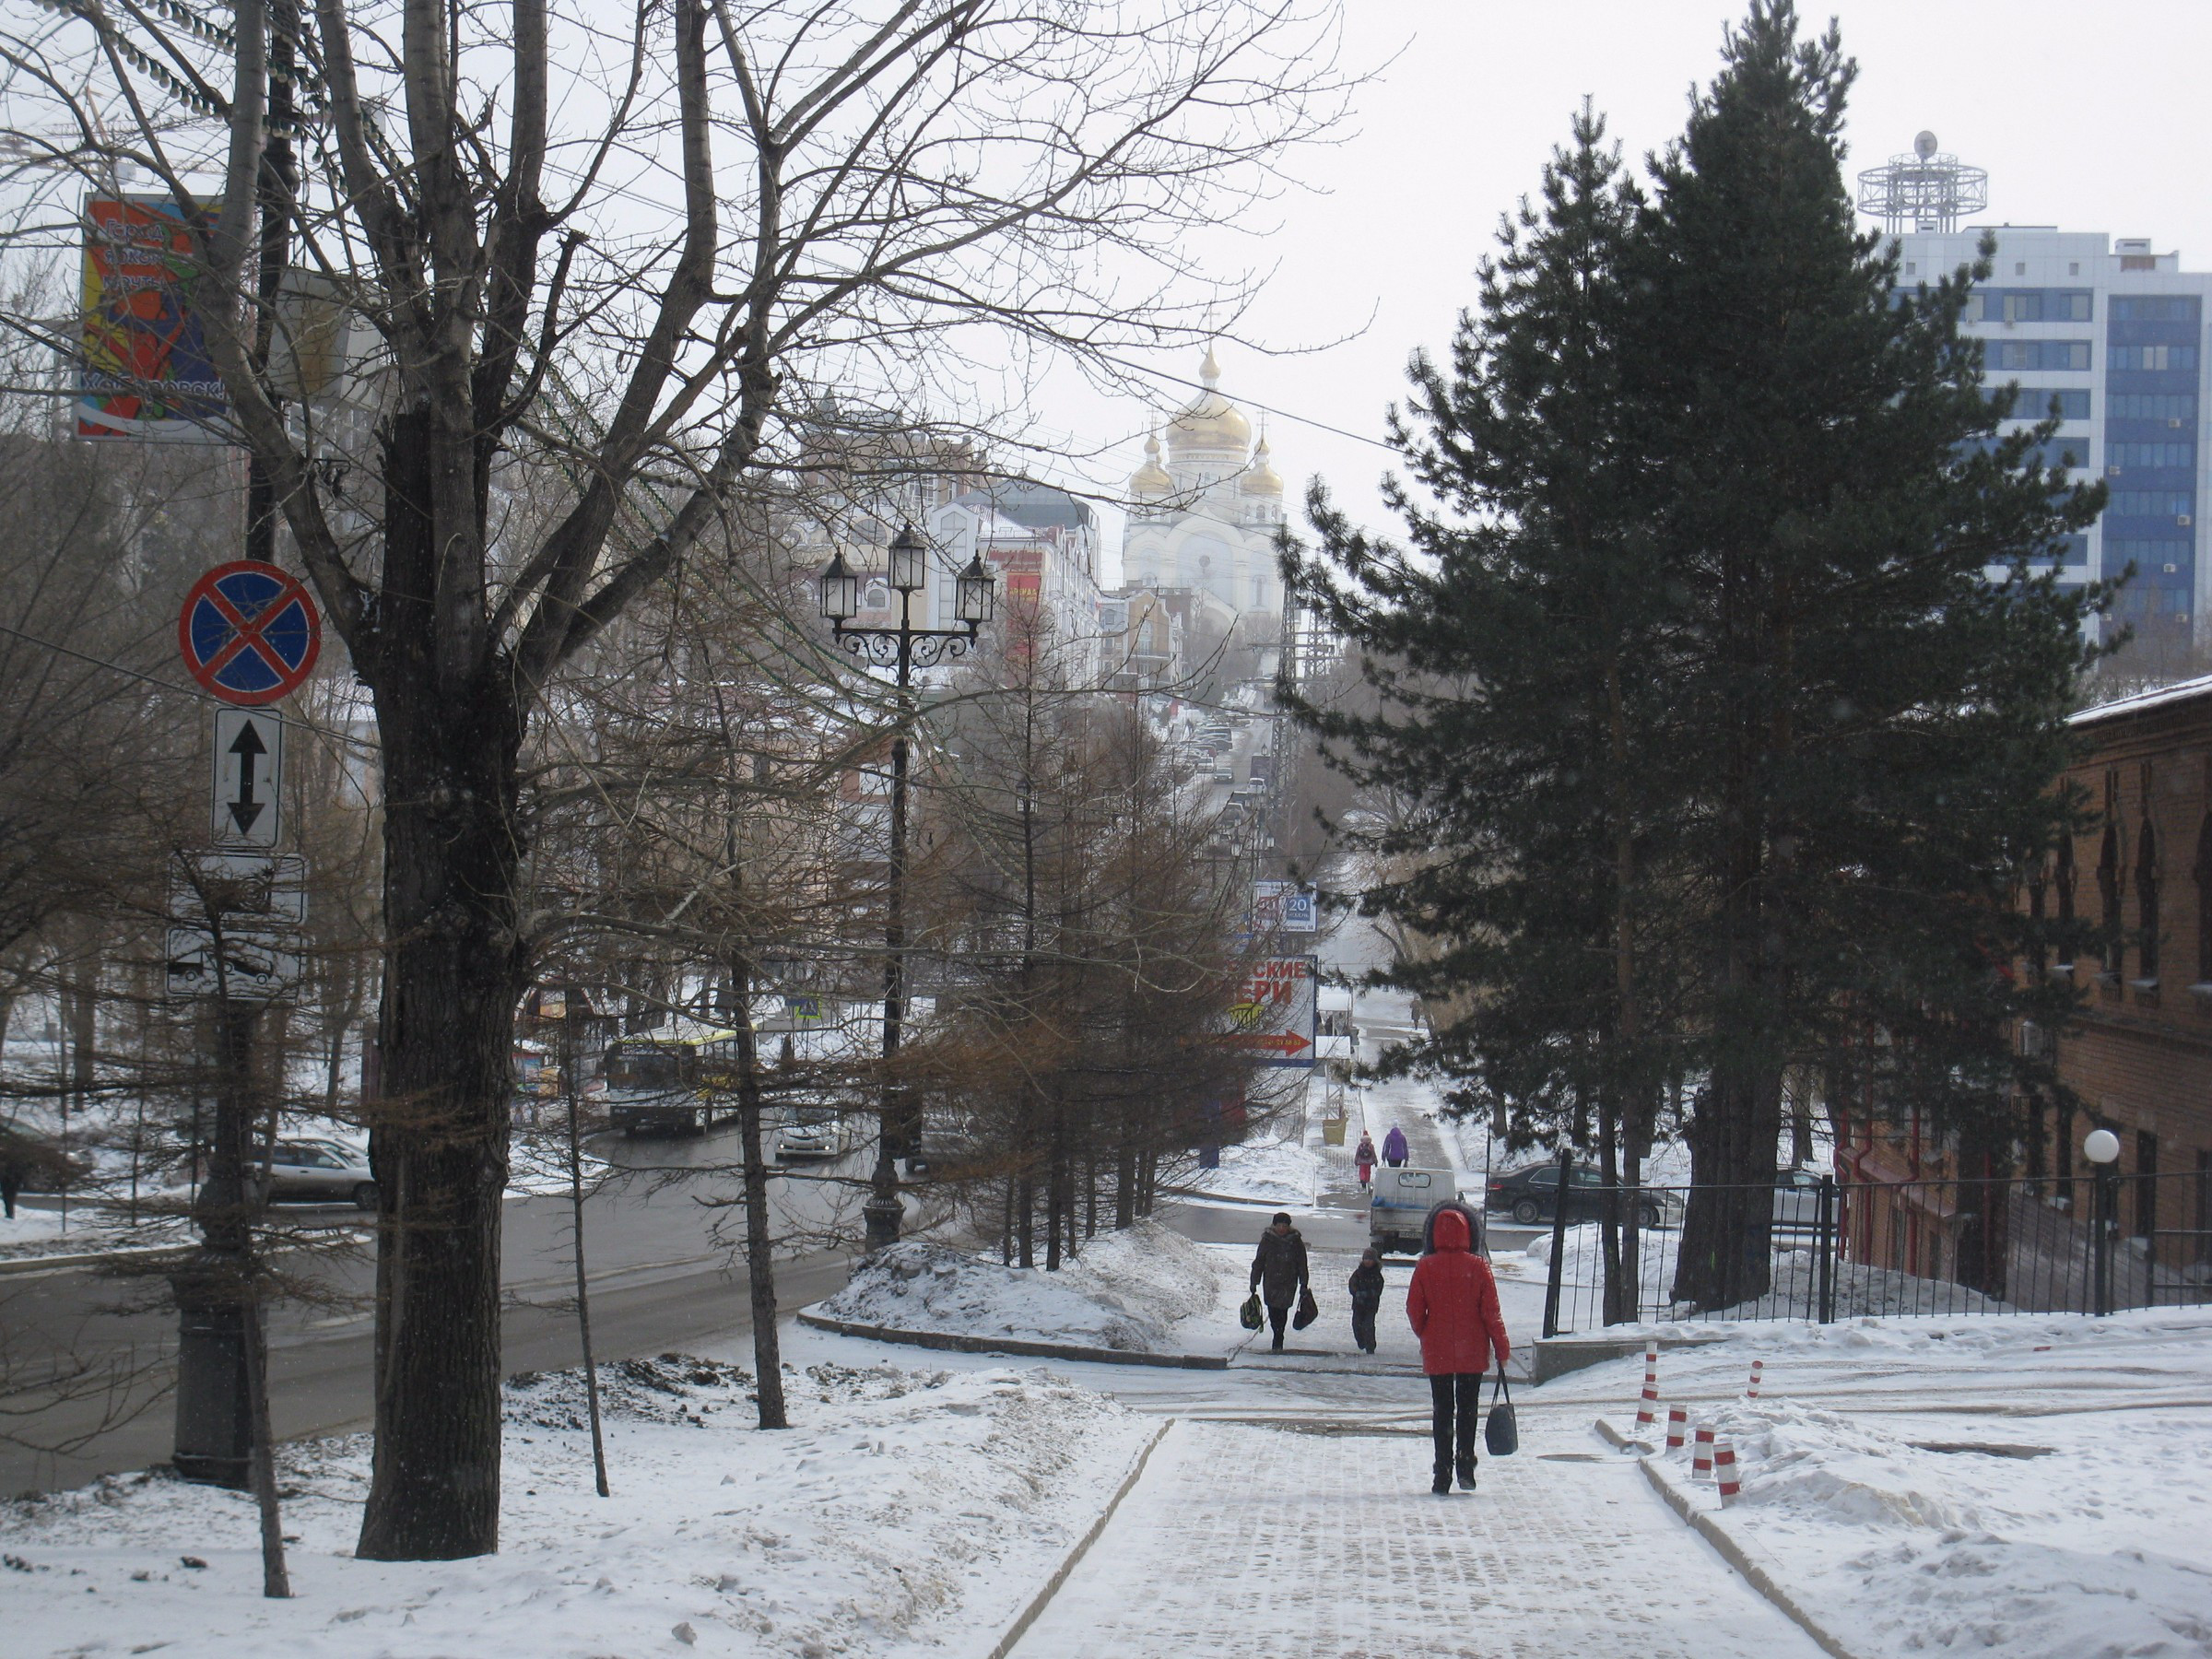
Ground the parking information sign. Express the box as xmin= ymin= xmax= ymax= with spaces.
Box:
xmin=178 ymin=559 xmax=322 ymax=704
xmin=1218 ymin=955 xmax=1318 ymax=1068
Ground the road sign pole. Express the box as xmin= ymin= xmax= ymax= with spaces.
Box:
xmin=171 ymin=992 xmax=257 ymax=1488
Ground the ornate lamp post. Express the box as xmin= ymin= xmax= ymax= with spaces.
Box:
xmin=819 ymin=524 xmax=995 ymax=1250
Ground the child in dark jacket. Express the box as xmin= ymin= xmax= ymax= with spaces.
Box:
xmin=1347 ymin=1249 xmax=1385 ymax=1354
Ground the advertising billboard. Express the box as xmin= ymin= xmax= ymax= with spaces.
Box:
xmin=77 ymin=194 xmax=226 ymax=441
xmin=1218 ymin=954 xmax=1318 ymax=1068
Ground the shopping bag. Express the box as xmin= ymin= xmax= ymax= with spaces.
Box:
xmin=1292 ymin=1287 xmax=1320 ymax=1330
xmin=1239 ymin=1291 xmax=1264 ymax=1331
xmin=1484 ymin=1370 xmax=1518 ymax=1456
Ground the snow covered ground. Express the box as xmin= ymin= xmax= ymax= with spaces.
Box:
xmin=0 ymin=1354 xmax=1158 ymax=1659
xmin=1579 ymin=1309 xmax=2212 ymax=1659
xmin=1176 ymin=1130 xmax=1322 ymax=1208
xmin=812 ymin=1218 xmax=1234 ymax=1354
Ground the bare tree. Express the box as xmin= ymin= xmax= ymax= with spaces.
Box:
xmin=1 ymin=0 xmax=1346 ymax=1557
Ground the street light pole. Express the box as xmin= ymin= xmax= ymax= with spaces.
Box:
xmin=2084 ymin=1126 xmax=2121 ymax=1316
xmin=819 ymin=526 xmax=995 ymax=1252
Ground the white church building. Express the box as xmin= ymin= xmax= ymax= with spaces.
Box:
xmin=1119 ymin=347 xmax=1288 ymax=620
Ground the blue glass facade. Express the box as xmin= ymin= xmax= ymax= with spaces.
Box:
xmin=2104 ymin=293 xmax=2202 ymax=623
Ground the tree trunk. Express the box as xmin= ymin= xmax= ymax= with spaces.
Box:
xmin=560 ymin=1026 xmax=609 ymax=1498
xmin=1597 ymin=1097 xmax=1625 ymax=1325
xmin=355 ymin=413 xmax=525 ymax=1562
xmin=724 ymin=959 xmax=788 ymax=1430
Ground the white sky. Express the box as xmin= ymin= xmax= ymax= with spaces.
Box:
xmin=1055 ymin=0 xmax=2212 ymax=583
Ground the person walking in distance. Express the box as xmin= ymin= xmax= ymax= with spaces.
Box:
xmin=1382 ymin=1124 xmax=1409 ymax=1168
xmin=1347 ymin=1248 xmax=1385 ymax=1355
xmin=1406 ymin=1206 xmax=1510 ymax=1494
xmin=1353 ymin=1130 xmax=1377 ymax=1191
xmin=1250 ymin=1211 xmax=1311 ymax=1354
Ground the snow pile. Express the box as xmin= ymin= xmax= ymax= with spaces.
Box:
xmin=1581 ymin=1313 xmax=2212 ymax=1659
xmin=0 ymin=1206 xmax=192 ymax=1263
xmin=818 ymin=1221 xmax=1230 ymax=1353
xmin=1182 ymin=1133 xmax=1321 ymax=1207
xmin=0 ymin=1355 xmax=1157 ymax=1659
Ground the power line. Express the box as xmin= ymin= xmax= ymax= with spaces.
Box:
xmin=0 ymin=618 xmax=377 ymax=751
xmin=1106 ymin=355 xmax=1397 ymax=453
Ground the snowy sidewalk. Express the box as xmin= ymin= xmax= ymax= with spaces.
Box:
xmin=1011 ymin=1418 xmax=1826 ymax=1659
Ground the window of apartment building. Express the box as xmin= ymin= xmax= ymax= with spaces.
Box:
xmin=2108 ymin=442 xmax=2195 ymax=470
xmin=2099 ymin=821 xmax=2123 ymax=977
xmin=2107 ymin=490 xmax=2193 ymax=519
xmin=2111 ymin=296 xmax=2200 ymax=323
xmin=2028 ymin=860 xmax=2048 ymax=976
xmin=2110 ymin=344 xmax=2198 ymax=372
xmin=2136 ymin=1129 xmax=2160 ymax=1245
xmin=2136 ymin=816 xmax=2160 ymax=980
xmin=1991 ymin=289 xmax=2088 ymax=323
xmin=2055 ymin=1100 xmax=2077 ymax=1208
xmin=2195 ymin=814 xmax=2212 ymax=984
xmin=1989 ymin=340 xmax=2092 ymax=372
xmin=2107 ymin=393 xmax=2196 ymax=422
xmin=2196 ymin=1149 xmax=2212 ymax=1267
xmin=2055 ymin=832 xmax=2077 ymax=959
xmin=2000 ymin=386 xmax=2092 ymax=420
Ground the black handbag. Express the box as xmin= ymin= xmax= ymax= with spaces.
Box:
xmin=1484 ymin=1369 xmax=1518 ymax=1456
xmin=1292 ymin=1286 xmax=1319 ymax=1330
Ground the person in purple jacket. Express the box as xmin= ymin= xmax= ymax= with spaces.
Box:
xmin=1382 ymin=1124 xmax=1409 ymax=1167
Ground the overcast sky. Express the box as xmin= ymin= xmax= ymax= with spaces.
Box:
xmin=1058 ymin=0 xmax=2212 ymax=582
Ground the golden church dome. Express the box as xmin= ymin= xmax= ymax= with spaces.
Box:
xmin=1165 ymin=345 xmax=1252 ymax=453
xmin=1128 ymin=429 xmax=1172 ymax=495
xmin=1239 ymin=433 xmax=1283 ymax=496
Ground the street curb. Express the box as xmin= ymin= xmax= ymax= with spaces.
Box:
xmin=985 ymin=1417 xmax=1173 ymax=1659
xmin=1594 ymin=1417 xmax=1865 ymax=1659
xmin=0 ymin=1241 xmax=192 ymax=1277
xmin=794 ymin=1309 xmax=1230 ymax=1370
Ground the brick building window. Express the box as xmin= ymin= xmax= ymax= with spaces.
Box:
xmin=2136 ymin=818 xmax=2160 ymax=981
xmin=2195 ymin=815 xmax=2212 ymax=984
xmin=2098 ymin=824 xmax=2122 ymax=977
xmin=2027 ymin=863 xmax=2048 ymax=976
xmin=2055 ymin=834 xmax=2077 ymax=963
xmin=2196 ymin=1150 xmax=2212 ymax=1267
xmin=2136 ymin=1130 xmax=2160 ymax=1246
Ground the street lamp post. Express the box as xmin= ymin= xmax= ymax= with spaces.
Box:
xmin=820 ymin=525 xmax=995 ymax=1251
xmin=2083 ymin=1126 xmax=2121 ymax=1316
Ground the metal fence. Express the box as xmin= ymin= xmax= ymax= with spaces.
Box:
xmin=1529 ymin=1168 xmax=2212 ymax=1333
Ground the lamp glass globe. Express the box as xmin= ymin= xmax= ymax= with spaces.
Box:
xmin=2083 ymin=1127 xmax=2121 ymax=1166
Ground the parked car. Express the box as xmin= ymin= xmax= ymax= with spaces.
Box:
xmin=0 ymin=1123 xmax=91 ymax=1198
xmin=265 ymin=1139 xmax=378 ymax=1209
xmin=1773 ymin=1167 xmax=1827 ymax=1229
xmin=1485 ymin=1161 xmax=1681 ymax=1230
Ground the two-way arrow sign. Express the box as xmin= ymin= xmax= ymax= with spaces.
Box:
xmin=212 ymin=708 xmax=283 ymax=848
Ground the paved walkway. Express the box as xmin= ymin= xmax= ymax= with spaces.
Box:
xmin=1013 ymin=1418 xmax=1825 ymax=1659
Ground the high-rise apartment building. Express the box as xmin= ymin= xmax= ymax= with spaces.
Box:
xmin=1867 ymin=136 xmax=2212 ymax=648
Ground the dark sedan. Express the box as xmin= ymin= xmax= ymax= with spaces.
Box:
xmin=1485 ymin=1161 xmax=1682 ymax=1230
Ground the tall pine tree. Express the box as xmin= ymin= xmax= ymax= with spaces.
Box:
xmin=1285 ymin=104 xmax=1686 ymax=1318
xmin=1630 ymin=2 xmax=2103 ymax=1308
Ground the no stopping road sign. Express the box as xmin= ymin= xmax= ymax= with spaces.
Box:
xmin=178 ymin=559 xmax=321 ymax=704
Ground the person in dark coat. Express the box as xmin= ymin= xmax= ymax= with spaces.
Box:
xmin=1347 ymin=1248 xmax=1384 ymax=1354
xmin=1249 ymin=1211 xmax=1311 ymax=1353
xmin=1406 ymin=1206 xmax=1510 ymax=1494
xmin=1382 ymin=1124 xmax=1409 ymax=1167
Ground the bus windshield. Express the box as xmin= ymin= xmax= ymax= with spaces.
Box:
xmin=606 ymin=1044 xmax=691 ymax=1092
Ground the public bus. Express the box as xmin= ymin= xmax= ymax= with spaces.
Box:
xmin=601 ymin=1029 xmax=741 ymax=1136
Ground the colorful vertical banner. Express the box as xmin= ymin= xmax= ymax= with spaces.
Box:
xmin=77 ymin=194 xmax=226 ymax=441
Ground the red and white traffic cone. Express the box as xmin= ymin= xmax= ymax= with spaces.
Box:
xmin=1635 ymin=1348 xmax=1660 ymax=1430
xmin=1747 ymin=1359 xmax=1764 ymax=1400
xmin=1691 ymin=1426 xmax=1714 ymax=1481
xmin=1715 ymin=1438 xmax=1742 ymax=1506
xmin=1665 ymin=1405 xmax=1688 ymax=1453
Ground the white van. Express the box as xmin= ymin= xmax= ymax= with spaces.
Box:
xmin=1371 ymin=1166 xmax=1458 ymax=1255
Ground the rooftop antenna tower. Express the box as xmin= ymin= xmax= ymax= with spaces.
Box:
xmin=1856 ymin=132 xmax=1989 ymax=234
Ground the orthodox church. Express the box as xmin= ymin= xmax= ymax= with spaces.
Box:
xmin=1119 ymin=347 xmax=1287 ymax=621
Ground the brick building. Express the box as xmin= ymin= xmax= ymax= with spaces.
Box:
xmin=2036 ymin=674 xmax=2212 ymax=1277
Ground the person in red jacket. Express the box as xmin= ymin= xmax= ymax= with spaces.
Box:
xmin=1406 ymin=1206 xmax=1510 ymax=1494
